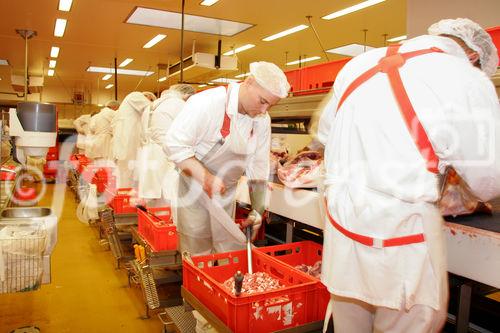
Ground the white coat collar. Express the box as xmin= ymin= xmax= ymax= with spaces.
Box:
xmin=405 ymin=35 xmax=469 ymax=63
xmin=226 ymin=82 xmax=240 ymax=118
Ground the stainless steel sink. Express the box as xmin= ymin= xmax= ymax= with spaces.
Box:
xmin=1 ymin=207 xmax=52 ymax=218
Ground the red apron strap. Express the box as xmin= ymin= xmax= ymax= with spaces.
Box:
xmin=220 ymin=86 xmax=231 ymax=139
xmin=324 ymin=198 xmax=425 ymax=248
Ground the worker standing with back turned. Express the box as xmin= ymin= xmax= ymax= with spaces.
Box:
xmin=165 ymin=61 xmax=290 ymax=256
xmin=318 ymin=18 xmax=500 ymax=332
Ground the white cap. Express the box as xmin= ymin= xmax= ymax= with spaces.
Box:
xmin=249 ymin=61 xmax=290 ymax=98
xmin=428 ymin=18 xmax=498 ymax=77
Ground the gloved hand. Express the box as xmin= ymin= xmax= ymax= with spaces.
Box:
xmin=240 ymin=209 xmax=262 ymax=240
xmin=203 ymin=173 xmax=226 ymax=198
xmin=145 ymin=127 xmax=166 ymax=144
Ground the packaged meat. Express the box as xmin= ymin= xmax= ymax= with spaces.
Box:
xmin=223 ymin=271 xmax=283 ymax=295
xmin=277 ymin=151 xmax=323 ymax=188
xmin=438 ymin=168 xmax=492 ymax=217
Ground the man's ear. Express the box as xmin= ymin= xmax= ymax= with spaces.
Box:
xmin=467 ymin=51 xmax=480 ymax=68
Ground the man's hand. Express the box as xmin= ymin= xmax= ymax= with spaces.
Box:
xmin=203 ymin=173 xmax=226 ymax=198
xmin=240 ymin=210 xmax=262 ymax=240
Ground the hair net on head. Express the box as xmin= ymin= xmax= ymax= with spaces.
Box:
xmin=142 ymin=91 xmax=157 ymax=101
xmin=105 ymin=100 xmax=120 ymax=109
xmin=249 ymin=61 xmax=290 ymax=98
xmin=169 ymin=84 xmax=196 ymax=98
xmin=428 ymin=18 xmax=499 ymax=77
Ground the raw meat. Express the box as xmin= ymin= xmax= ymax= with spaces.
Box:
xmin=223 ymin=272 xmax=283 ymax=295
xmin=277 ymin=151 xmax=323 ymax=188
xmin=270 ymin=151 xmax=289 ymax=176
xmin=438 ymin=168 xmax=492 ymax=217
xmin=294 ymin=260 xmax=322 ymax=279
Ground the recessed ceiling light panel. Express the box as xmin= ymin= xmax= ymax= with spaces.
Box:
xmin=127 ymin=7 xmax=253 ymax=37
xmin=119 ymin=58 xmax=134 ymax=67
xmin=0 ymin=59 xmax=9 ymax=66
xmin=322 ymin=0 xmax=385 ymax=20
xmin=326 ymin=43 xmax=375 ymax=57
xmin=54 ymin=18 xmax=67 ymax=37
xmin=49 ymin=60 xmax=57 ymax=68
xmin=200 ymin=0 xmax=219 ymax=6
xmin=58 ymin=0 xmax=73 ymax=11
xmin=102 ymin=74 xmax=112 ymax=81
xmin=143 ymin=34 xmax=166 ymax=49
xmin=263 ymin=25 xmax=309 ymax=41
xmin=48 ymin=69 xmax=55 ymax=77
xmin=50 ymin=47 xmax=60 ymax=58
xmin=286 ymin=56 xmax=321 ymax=66
xmin=87 ymin=66 xmax=154 ymax=77
xmin=105 ymin=84 xmax=114 ymax=89
xmin=223 ymin=44 xmax=255 ymax=56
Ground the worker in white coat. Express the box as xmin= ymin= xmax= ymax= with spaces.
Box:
xmin=138 ymin=84 xmax=195 ymax=202
xmin=317 ymin=18 xmax=500 ymax=332
xmin=87 ymin=100 xmax=120 ymax=162
xmin=111 ymin=92 xmax=151 ymax=188
xmin=166 ymin=62 xmax=290 ymax=255
xmin=73 ymin=113 xmax=92 ymax=155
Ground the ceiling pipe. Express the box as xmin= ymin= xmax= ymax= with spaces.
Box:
xmin=114 ymin=57 xmax=118 ymax=100
xmin=15 ymin=29 xmax=37 ymax=101
xmin=180 ymin=0 xmax=186 ymax=83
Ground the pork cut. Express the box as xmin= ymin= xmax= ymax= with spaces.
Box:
xmin=277 ymin=151 xmax=323 ymax=188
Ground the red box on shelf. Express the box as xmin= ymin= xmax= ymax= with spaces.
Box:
xmin=105 ymin=187 xmax=143 ymax=214
xmin=137 ymin=206 xmax=177 ymax=252
xmin=183 ymin=249 xmax=318 ymax=333
xmin=257 ymin=241 xmax=329 ymax=321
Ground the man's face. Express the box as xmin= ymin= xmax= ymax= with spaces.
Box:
xmin=240 ymin=78 xmax=281 ymax=118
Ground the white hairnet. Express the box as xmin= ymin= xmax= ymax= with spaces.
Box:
xmin=105 ymin=100 xmax=120 ymax=109
xmin=169 ymin=84 xmax=195 ymax=99
xmin=142 ymin=91 xmax=157 ymax=101
xmin=249 ymin=61 xmax=290 ymax=98
xmin=428 ymin=18 xmax=499 ymax=77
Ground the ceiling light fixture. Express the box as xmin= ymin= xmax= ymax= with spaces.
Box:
xmin=105 ymin=84 xmax=114 ymax=89
xmin=322 ymin=0 xmax=385 ymax=20
xmin=102 ymin=74 xmax=112 ymax=81
xmin=86 ymin=66 xmax=154 ymax=77
xmin=54 ymin=18 xmax=67 ymax=37
xmin=158 ymin=77 xmax=167 ymax=82
xmin=223 ymin=44 xmax=255 ymax=56
xmin=387 ymin=35 xmax=407 ymax=42
xmin=263 ymin=24 xmax=309 ymax=42
xmin=58 ymin=0 xmax=73 ymax=11
xmin=286 ymin=56 xmax=321 ymax=66
xmin=234 ymin=72 xmax=250 ymax=78
xmin=198 ymin=84 xmax=207 ymax=87
xmin=200 ymin=0 xmax=219 ymax=6
xmin=326 ymin=43 xmax=375 ymax=56
xmin=119 ymin=58 xmax=134 ymax=67
xmin=127 ymin=7 xmax=253 ymax=37
xmin=48 ymin=69 xmax=55 ymax=77
xmin=0 ymin=59 xmax=9 ymax=66
xmin=50 ymin=46 xmax=60 ymax=58
xmin=143 ymin=34 xmax=166 ymax=48
xmin=49 ymin=60 xmax=57 ymax=68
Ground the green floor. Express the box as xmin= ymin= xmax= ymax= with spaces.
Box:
xmin=0 ymin=183 xmax=163 ymax=332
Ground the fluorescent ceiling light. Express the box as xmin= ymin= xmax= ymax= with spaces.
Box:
xmin=200 ymin=0 xmax=219 ymax=6
xmin=105 ymin=84 xmax=114 ymax=89
xmin=322 ymin=0 xmax=385 ymax=20
xmin=207 ymin=82 xmax=215 ymax=85
xmin=119 ymin=58 xmax=134 ymax=67
xmin=102 ymin=74 xmax=112 ymax=81
xmin=286 ymin=56 xmax=321 ymax=66
xmin=387 ymin=35 xmax=407 ymax=42
xmin=211 ymin=78 xmax=241 ymax=84
xmin=54 ymin=18 xmax=67 ymax=37
xmin=143 ymin=34 xmax=166 ymax=49
xmin=58 ymin=0 xmax=73 ymax=11
xmin=263 ymin=25 xmax=308 ymax=42
xmin=97 ymin=104 xmax=103 ymax=107
xmin=48 ymin=69 xmax=55 ymax=77
xmin=50 ymin=46 xmax=60 ymax=58
xmin=86 ymin=66 xmax=154 ymax=77
xmin=198 ymin=84 xmax=207 ymax=87
xmin=0 ymin=59 xmax=9 ymax=66
xmin=158 ymin=77 xmax=167 ymax=82
xmin=49 ymin=60 xmax=57 ymax=68
xmin=223 ymin=44 xmax=255 ymax=56
xmin=235 ymin=72 xmax=250 ymax=78
xmin=127 ymin=7 xmax=253 ymax=37
xmin=326 ymin=43 xmax=375 ymax=56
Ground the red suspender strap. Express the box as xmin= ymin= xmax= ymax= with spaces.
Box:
xmin=336 ymin=44 xmax=444 ymax=174
xmin=324 ymin=198 xmax=425 ymax=248
xmin=220 ymin=86 xmax=231 ymax=139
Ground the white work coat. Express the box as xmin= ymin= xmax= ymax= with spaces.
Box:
xmin=166 ymin=83 xmax=271 ymax=254
xmin=87 ymin=107 xmax=116 ymax=161
xmin=137 ymin=90 xmax=186 ymax=199
xmin=318 ymin=35 xmax=500 ymax=311
xmin=111 ymin=92 xmax=151 ymax=187
xmin=73 ymin=114 xmax=91 ymax=153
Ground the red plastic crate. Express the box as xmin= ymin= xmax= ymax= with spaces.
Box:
xmin=257 ymin=241 xmax=329 ymax=320
xmin=81 ymin=166 xmax=115 ymax=192
xmin=137 ymin=206 xmax=177 ymax=251
xmin=0 ymin=165 xmax=16 ymax=181
xmin=105 ymin=187 xmax=143 ymax=214
xmin=183 ymin=250 xmax=318 ymax=333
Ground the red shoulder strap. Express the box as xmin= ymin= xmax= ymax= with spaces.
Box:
xmin=220 ymin=86 xmax=231 ymax=138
